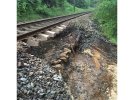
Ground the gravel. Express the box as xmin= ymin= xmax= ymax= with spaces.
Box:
xmin=17 ymin=42 xmax=71 ymax=100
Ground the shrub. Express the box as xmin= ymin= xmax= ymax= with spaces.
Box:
xmin=94 ymin=0 xmax=117 ymax=44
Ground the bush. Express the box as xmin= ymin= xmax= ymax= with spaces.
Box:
xmin=94 ymin=0 xmax=117 ymax=44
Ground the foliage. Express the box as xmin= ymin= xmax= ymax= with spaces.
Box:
xmin=17 ymin=0 xmax=42 ymax=21
xmin=93 ymin=0 xmax=117 ymax=44
xmin=89 ymin=0 xmax=99 ymax=7
xmin=43 ymin=0 xmax=65 ymax=8
xmin=17 ymin=0 xmax=87 ymax=22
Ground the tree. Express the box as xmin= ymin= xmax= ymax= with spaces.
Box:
xmin=43 ymin=0 xmax=65 ymax=8
xmin=67 ymin=0 xmax=89 ymax=8
xmin=89 ymin=0 xmax=99 ymax=7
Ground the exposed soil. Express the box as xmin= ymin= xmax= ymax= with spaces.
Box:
xmin=17 ymin=14 xmax=117 ymax=100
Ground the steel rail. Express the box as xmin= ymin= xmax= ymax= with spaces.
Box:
xmin=17 ymin=11 xmax=89 ymax=40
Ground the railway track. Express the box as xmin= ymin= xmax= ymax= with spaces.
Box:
xmin=17 ymin=12 xmax=89 ymax=40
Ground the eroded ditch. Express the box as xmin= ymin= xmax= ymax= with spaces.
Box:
xmin=17 ymin=17 xmax=117 ymax=100
xmin=27 ymin=24 xmax=116 ymax=100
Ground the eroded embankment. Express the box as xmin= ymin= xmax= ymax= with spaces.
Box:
xmin=17 ymin=14 xmax=117 ymax=100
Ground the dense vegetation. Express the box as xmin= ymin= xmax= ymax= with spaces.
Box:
xmin=91 ymin=0 xmax=117 ymax=44
xmin=17 ymin=0 xmax=90 ymax=22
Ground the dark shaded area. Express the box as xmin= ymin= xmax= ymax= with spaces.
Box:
xmin=67 ymin=0 xmax=89 ymax=8
xmin=43 ymin=0 xmax=65 ymax=8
